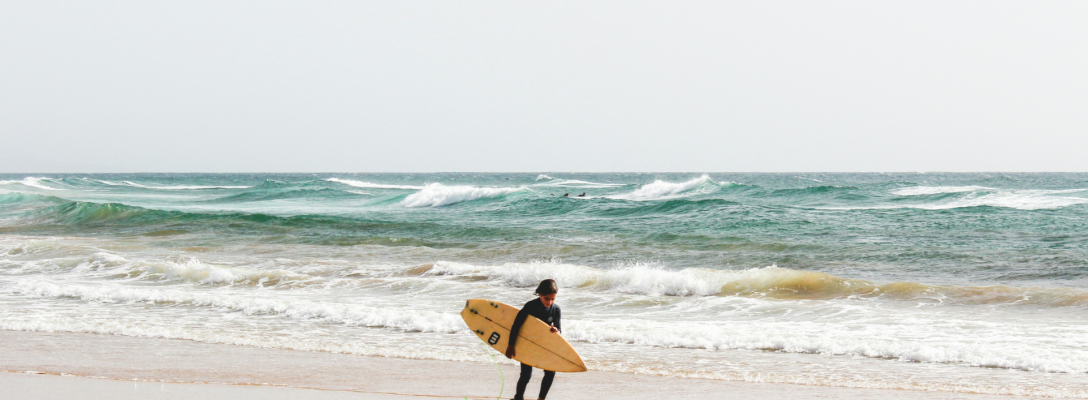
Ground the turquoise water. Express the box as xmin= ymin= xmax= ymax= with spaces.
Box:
xmin=2 ymin=173 xmax=1087 ymax=396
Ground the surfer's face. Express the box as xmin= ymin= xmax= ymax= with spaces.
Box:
xmin=540 ymin=293 xmax=557 ymax=308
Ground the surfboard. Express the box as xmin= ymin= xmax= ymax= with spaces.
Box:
xmin=460 ymin=299 xmax=587 ymax=373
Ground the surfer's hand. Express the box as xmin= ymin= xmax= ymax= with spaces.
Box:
xmin=549 ymin=326 xmax=558 ymax=333
xmin=505 ymin=347 xmax=515 ymax=359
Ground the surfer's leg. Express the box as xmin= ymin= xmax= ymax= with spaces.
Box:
xmin=513 ymin=363 xmax=533 ymax=400
xmin=537 ymin=370 xmax=555 ymax=399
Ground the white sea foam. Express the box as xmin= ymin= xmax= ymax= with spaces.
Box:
xmin=5 ymin=246 xmax=1088 ymax=393
xmin=426 ymin=261 xmax=837 ymax=297
xmin=325 ymin=178 xmax=424 ymax=190
xmin=0 ymin=177 xmax=62 ymax=191
xmin=422 ymin=261 xmax=1088 ymax=306
xmin=0 ymin=317 xmax=485 ymax=365
xmin=925 ymin=190 xmax=1088 ymax=210
xmin=9 ymin=277 xmax=1088 ymax=376
xmin=10 ymin=279 xmax=466 ymax=334
xmin=5 ymin=313 xmax=1085 ymax=398
xmin=427 ymin=260 xmax=744 ymax=296
xmin=427 ymin=261 xmax=1088 ymax=373
xmin=135 ymin=259 xmax=311 ymax=286
xmin=565 ymin=317 xmax=1088 ymax=374
xmin=535 ymin=174 xmax=553 ymax=181
xmin=892 ymin=186 xmax=994 ymax=196
xmin=823 ymin=188 xmax=1088 ymax=211
xmin=607 ymin=175 xmax=715 ymax=201
xmin=83 ymin=253 xmax=313 ymax=286
xmin=25 ymin=252 xmax=315 ymax=287
xmin=888 ymin=189 xmax=1088 ymax=210
xmin=401 ymin=184 xmax=524 ymax=207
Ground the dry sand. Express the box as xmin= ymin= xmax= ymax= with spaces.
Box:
xmin=1 ymin=330 xmax=1038 ymax=399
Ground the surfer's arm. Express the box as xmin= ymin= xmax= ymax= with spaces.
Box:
xmin=506 ymin=307 xmax=530 ymax=358
xmin=554 ymin=307 xmax=561 ymax=333
xmin=509 ymin=307 xmax=529 ymax=345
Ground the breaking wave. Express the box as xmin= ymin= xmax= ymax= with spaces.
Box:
xmin=925 ymin=190 xmax=1088 ymax=210
xmin=0 ymin=177 xmax=62 ymax=191
xmin=607 ymin=175 xmax=716 ymax=201
xmin=421 ymin=261 xmax=1088 ymax=306
xmin=54 ymin=252 xmax=314 ymax=287
xmin=401 ymin=184 xmax=524 ymax=207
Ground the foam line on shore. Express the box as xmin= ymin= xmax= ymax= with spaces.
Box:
xmin=8 ymin=277 xmax=1088 ymax=375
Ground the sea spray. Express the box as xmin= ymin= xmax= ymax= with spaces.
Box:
xmin=401 ymin=183 xmax=524 ymax=207
xmin=607 ymin=175 xmax=716 ymax=200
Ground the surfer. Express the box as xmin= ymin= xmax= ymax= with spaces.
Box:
xmin=505 ymin=279 xmax=562 ymax=400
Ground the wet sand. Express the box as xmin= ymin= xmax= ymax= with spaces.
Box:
xmin=1 ymin=330 xmax=1036 ymax=400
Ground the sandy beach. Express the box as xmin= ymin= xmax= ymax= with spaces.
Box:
xmin=2 ymin=330 xmax=1036 ymax=400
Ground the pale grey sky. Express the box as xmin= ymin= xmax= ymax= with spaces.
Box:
xmin=2 ymin=1 xmax=1086 ymax=172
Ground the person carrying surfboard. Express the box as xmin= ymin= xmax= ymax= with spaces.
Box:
xmin=505 ymin=279 xmax=562 ymax=400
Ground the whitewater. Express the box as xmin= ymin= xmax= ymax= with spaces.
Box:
xmin=1 ymin=172 xmax=1087 ymax=397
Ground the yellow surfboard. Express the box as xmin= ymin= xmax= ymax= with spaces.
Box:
xmin=461 ymin=299 xmax=587 ymax=373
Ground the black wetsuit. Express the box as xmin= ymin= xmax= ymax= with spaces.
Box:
xmin=508 ymin=298 xmax=562 ymax=400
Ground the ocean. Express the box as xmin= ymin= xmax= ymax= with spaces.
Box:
xmin=1 ymin=173 xmax=1086 ymax=397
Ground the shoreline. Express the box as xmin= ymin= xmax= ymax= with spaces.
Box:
xmin=2 ymin=373 xmax=411 ymax=400
xmin=1 ymin=330 xmax=1037 ymax=399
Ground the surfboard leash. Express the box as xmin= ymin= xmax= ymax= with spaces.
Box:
xmin=465 ymin=338 xmax=504 ymax=400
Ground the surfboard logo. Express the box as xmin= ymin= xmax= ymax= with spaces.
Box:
xmin=488 ymin=332 xmax=501 ymax=345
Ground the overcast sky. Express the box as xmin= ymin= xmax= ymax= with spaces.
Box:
xmin=1 ymin=1 xmax=1086 ymax=173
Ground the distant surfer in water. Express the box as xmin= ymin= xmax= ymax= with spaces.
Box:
xmin=506 ymin=279 xmax=562 ymax=400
